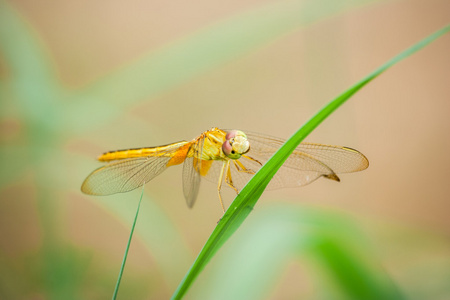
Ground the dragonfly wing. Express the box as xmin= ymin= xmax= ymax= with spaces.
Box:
xmin=226 ymin=131 xmax=370 ymax=191
xmin=266 ymin=153 xmax=337 ymax=190
xmin=197 ymin=144 xmax=334 ymax=192
xmin=201 ymin=154 xmax=330 ymax=191
xmin=81 ymin=156 xmax=172 ymax=195
xmin=246 ymin=132 xmax=369 ymax=189
xmin=81 ymin=144 xmax=186 ymax=196
xmin=182 ymin=137 xmax=204 ymax=208
xmin=195 ymin=157 xmax=253 ymax=193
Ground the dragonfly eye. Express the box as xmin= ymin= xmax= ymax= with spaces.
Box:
xmin=222 ymin=139 xmax=239 ymax=159
xmin=223 ymin=130 xmax=250 ymax=159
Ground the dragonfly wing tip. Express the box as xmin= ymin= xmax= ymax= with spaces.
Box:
xmin=323 ymin=173 xmax=340 ymax=182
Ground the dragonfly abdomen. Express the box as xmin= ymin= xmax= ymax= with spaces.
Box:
xmin=98 ymin=148 xmax=159 ymax=161
xmin=98 ymin=141 xmax=189 ymax=162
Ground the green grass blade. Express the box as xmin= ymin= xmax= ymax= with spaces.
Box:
xmin=112 ymin=186 xmax=145 ymax=300
xmin=171 ymin=25 xmax=450 ymax=299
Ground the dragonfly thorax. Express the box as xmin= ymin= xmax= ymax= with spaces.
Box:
xmin=222 ymin=130 xmax=250 ymax=160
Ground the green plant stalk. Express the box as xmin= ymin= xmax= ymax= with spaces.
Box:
xmin=171 ymin=25 xmax=450 ymax=300
xmin=112 ymin=185 xmax=145 ymax=300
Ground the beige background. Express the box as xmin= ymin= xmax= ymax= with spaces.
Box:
xmin=1 ymin=0 xmax=449 ymax=298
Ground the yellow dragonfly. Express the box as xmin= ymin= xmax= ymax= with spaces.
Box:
xmin=81 ymin=127 xmax=369 ymax=212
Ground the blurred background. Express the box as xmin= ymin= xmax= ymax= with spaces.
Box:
xmin=1 ymin=0 xmax=449 ymax=299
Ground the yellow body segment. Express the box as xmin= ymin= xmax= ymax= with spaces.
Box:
xmin=97 ymin=141 xmax=189 ymax=162
xmin=166 ymin=143 xmax=190 ymax=167
xmin=192 ymin=158 xmax=214 ymax=176
xmin=196 ymin=128 xmax=228 ymax=161
xmin=96 ymin=129 xmax=229 ymax=180
xmin=98 ymin=129 xmax=228 ymax=165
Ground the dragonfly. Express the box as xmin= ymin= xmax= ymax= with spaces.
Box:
xmin=81 ymin=127 xmax=369 ymax=212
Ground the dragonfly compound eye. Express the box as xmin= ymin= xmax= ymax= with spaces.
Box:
xmin=223 ymin=130 xmax=250 ymax=159
xmin=222 ymin=140 xmax=238 ymax=158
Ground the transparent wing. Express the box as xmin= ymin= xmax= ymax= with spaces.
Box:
xmin=200 ymin=131 xmax=369 ymax=192
xmin=81 ymin=146 xmax=184 ymax=196
xmin=246 ymin=132 xmax=369 ymax=190
xmin=182 ymin=136 xmax=204 ymax=208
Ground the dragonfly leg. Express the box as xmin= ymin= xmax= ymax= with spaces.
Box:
xmin=233 ymin=160 xmax=255 ymax=175
xmin=242 ymin=154 xmax=263 ymax=166
xmin=217 ymin=160 xmax=228 ymax=213
xmin=225 ymin=162 xmax=239 ymax=195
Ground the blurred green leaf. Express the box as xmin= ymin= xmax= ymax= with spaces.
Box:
xmin=0 ymin=1 xmax=63 ymax=126
xmin=171 ymin=25 xmax=450 ymax=299
xmin=0 ymin=146 xmax=29 ymax=187
xmin=41 ymin=246 xmax=91 ymax=300
xmin=195 ymin=204 xmax=402 ymax=300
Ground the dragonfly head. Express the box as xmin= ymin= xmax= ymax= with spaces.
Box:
xmin=222 ymin=130 xmax=250 ymax=159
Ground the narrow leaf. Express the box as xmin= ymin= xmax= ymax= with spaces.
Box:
xmin=112 ymin=186 xmax=145 ymax=300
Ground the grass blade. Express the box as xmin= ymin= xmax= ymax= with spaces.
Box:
xmin=112 ymin=185 xmax=145 ymax=300
xmin=171 ymin=25 xmax=450 ymax=299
